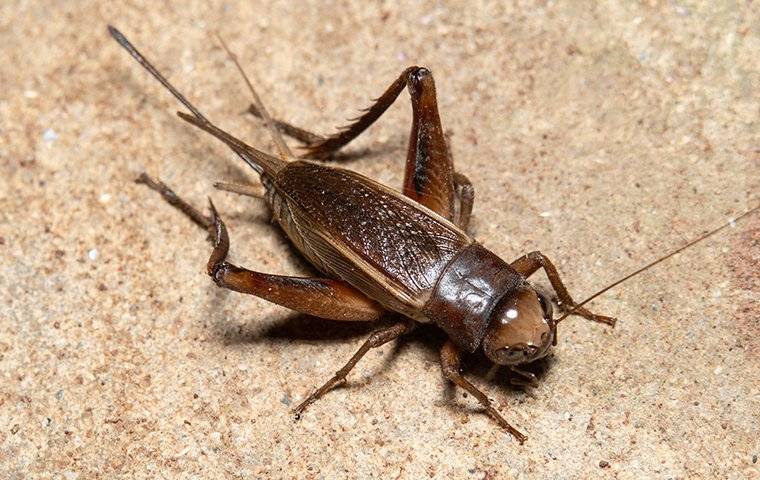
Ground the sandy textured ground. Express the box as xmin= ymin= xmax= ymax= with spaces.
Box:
xmin=1 ymin=1 xmax=758 ymax=478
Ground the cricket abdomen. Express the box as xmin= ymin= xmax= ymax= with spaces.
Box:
xmin=265 ymin=161 xmax=472 ymax=319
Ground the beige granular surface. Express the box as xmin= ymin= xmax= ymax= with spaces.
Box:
xmin=1 ymin=1 xmax=758 ymax=478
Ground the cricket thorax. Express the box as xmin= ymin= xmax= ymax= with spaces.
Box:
xmin=423 ymin=243 xmax=524 ymax=351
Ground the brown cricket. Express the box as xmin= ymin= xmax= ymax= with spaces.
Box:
xmin=109 ymin=26 xmax=757 ymax=443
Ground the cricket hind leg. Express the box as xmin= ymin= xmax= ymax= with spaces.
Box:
xmin=293 ymin=318 xmax=414 ymax=418
xmin=510 ymin=251 xmax=616 ymax=326
xmin=136 ymin=173 xmax=213 ymax=230
xmin=245 ymin=69 xmax=413 ymax=160
xmin=250 ymin=67 xmax=466 ymax=223
xmin=454 ymin=172 xmax=474 ymax=231
xmin=440 ymin=340 xmax=527 ymax=444
xmin=138 ymin=173 xmax=385 ymax=322
xmin=249 ymin=102 xmax=476 ymax=230
xmin=306 ymin=67 xmax=458 ymax=220
xmin=248 ymin=104 xmax=326 ymax=146
xmin=317 ymin=67 xmax=461 ymax=221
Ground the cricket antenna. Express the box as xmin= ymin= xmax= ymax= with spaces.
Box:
xmin=556 ymin=203 xmax=760 ymax=324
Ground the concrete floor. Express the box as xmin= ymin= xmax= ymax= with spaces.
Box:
xmin=1 ymin=1 xmax=758 ymax=478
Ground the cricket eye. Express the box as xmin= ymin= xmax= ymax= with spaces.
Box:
xmin=482 ymin=287 xmax=554 ymax=366
xmin=537 ymin=291 xmax=553 ymax=319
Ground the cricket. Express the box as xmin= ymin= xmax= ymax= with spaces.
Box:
xmin=108 ymin=25 xmax=757 ymax=444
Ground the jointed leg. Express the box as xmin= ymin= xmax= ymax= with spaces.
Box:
xmin=213 ymin=181 xmax=263 ymax=199
xmin=248 ymin=67 xmax=462 ymax=221
xmin=510 ymin=251 xmax=616 ymax=326
xmin=136 ymin=173 xmax=212 ymax=230
xmin=248 ymin=104 xmax=326 ymax=146
xmin=299 ymin=67 xmax=420 ymax=159
xmin=138 ymin=173 xmax=385 ymax=322
xmin=248 ymin=68 xmax=418 ymax=159
xmin=294 ymin=319 xmax=413 ymax=417
xmin=249 ymin=102 xmax=475 ymax=230
xmin=399 ymin=68 xmax=456 ymax=218
xmin=440 ymin=340 xmax=527 ymax=444
xmin=454 ymin=172 xmax=474 ymax=231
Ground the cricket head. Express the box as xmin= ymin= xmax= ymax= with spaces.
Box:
xmin=482 ymin=285 xmax=555 ymax=366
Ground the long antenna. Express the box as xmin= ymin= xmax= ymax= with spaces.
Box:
xmin=556 ymin=203 xmax=760 ymax=324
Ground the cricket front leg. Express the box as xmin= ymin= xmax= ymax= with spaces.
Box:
xmin=440 ymin=340 xmax=527 ymax=444
xmin=139 ymin=173 xmax=385 ymax=322
xmin=510 ymin=251 xmax=616 ymax=326
xmin=294 ymin=318 xmax=414 ymax=417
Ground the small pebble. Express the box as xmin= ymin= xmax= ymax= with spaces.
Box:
xmin=714 ymin=366 xmax=723 ymax=375
xmin=599 ymin=460 xmax=610 ymax=468
xmin=42 ymin=128 xmax=59 ymax=143
xmin=88 ymin=248 xmax=99 ymax=261
xmin=99 ymin=193 xmax=111 ymax=203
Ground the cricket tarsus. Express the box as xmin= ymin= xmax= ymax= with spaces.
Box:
xmin=511 ymin=251 xmax=617 ymax=327
xmin=293 ymin=319 xmax=413 ymax=417
xmin=557 ymin=203 xmax=760 ymax=323
xmin=135 ymin=173 xmax=212 ymax=230
xmin=441 ymin=340 xmax=527 ymax=443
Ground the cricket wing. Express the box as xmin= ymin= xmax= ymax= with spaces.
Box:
xmin=273 ymin=161 xmax=472 ymax=319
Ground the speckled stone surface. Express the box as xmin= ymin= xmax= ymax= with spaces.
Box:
xmin=1 ymin=1 xmax=758 ymax=478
